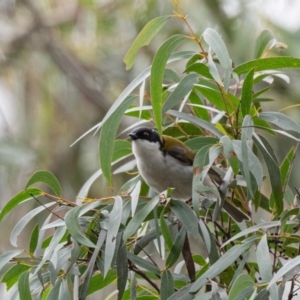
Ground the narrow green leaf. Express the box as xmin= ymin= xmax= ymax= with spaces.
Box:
xmin=170 ymin=200 xmax=198 ymax=236
xmin=167 ymin=285 xmax=193 ymax=300
xmin=241 ymin=116 xmax=254 ymax=199
xmin=123 ymin=195 xmax=160 ymax=241
xmin=268 ymin=255 xmax=300 ymax=289
xmin=0 ymin=188 xmax=42 ymax=223
xmin=162 ymin=73 xmax=199 ymax=113
xmin=222 ymin=220 xmax=283 ymax=246
xmin=117 ymin=241 xmax=128 ymax=300
xmin=166 ymin=227 xmax=187 ymax=268
xmin=134 ymin=227 xmax=160 ymax=255
xmin=150 ymin=34 xmax=186 ymax=136
xmin=1 ymin=264 xmax=30 ymax=290
xmin=168 ymin=110 xmax=223 ymax=138
xmin=193 ymin=144 xmax=210 ymax=169
xmin=189 ymin=239 xmax=255 ymax=294
xmin=127 ymin=252 xmax=160 ymax=275
xmin=160 ymin=208 xmax=173 ymax=250
xmin=47 ymin=278 xmax=62 ymax=300
xmin=195 ymin=85 xmax=239 ymax=114
xmin=257 ymin=235 xmax=273 ymax=282
xmin=0 ymin=250 xmax=23 ymax=272
xmin=241 ymin=68 xmax=255 ymax=117
xmin=18 ymin=272 xmax=32 ymax=300
xmin=161 ymin=270 xmax=174 ymax=300
xmin=124 ymin=16 xmax=171 ymax=70
xmin=59 ymin=277 xmax=72 ymax=300
xmin=228 ymin=274 xmax=254 ymax=300
xmin=29 ymin=224 xmax=39 ymax=255
xmin=33 ymin=225 xmax=67 ymax=275
xmin=220 ymin=136 xmax=239 ymax=174
xmin=104 ymin=196 xmax=123 ymax=276
xmin=185 ymin=137 xmax=218 ymax=151
xmin=188 ymin=91 xmax=210 ymax=121
xmin=232 ymin=139 xmax=263 ymax=197
xmin=10 ymin=202 xmax=55 ymax=247
xmin=281 ymin=147 xmax=296 ymax=191
xmin=199 ymin=219 xmax=219 ymax=264
xmin=26 ymin=171 xmax=61 ymax=197
xmin=164 ymin=68 xmax=181 ymax=83
xmin=253 ymin=134 xmax=283 ymax=213
xmin=80 ymin=229 xmax=107 ymax=300
xmin=234 ymin=57 xmax=300 ymax=75
xmin=203 ymin=28 xmax=231 ymax=70
xmin=185 ymin=63 xmax=213 ymax=79
xmin=100 ymin=95 xmax=135 ymax=185
xmin=259 ymin=111 xmax=300 ymax=133
xmin=254 ymin=30 xmax=274 ymax=59
xmin=87 ymin=270 xmax=117 ymax=296
xmin=65 ymin=206 xmax=95 ymax=248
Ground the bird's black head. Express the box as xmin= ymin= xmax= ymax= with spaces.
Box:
xmin=128 ymin=127 xmax=162 ymax=145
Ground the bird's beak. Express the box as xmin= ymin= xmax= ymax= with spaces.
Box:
xmin=128 ymin=132 xmax=137 ymax=141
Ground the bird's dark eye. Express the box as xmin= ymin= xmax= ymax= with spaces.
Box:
xmin=143 ymin=132 xmax=149 ymax=137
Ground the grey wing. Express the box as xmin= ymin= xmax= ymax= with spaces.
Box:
xmin=167 ymin=146 xmax=193 ymax=165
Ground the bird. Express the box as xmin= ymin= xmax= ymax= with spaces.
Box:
xmin=128 ymin=126 xmax=248 ymax=222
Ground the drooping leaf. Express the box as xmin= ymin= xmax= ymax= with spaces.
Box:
xmin=127 ymin=252 xmax=160 ymax=276
xmin=104 ymin=196 xmax=123 ymax=276
xmin=1 ymin=264 xmax=31 ymax=290
xmin=162 ymin=73 xmax=199 ymax=113
xmin=202 ymin=28 xmax=232 ymax=70
xmin=228 ymin=274 xmax=254 ymax=300
xmin=170 ymin=200 xmax=199 ymax=236
xmin=80 ymin=229 xmax=107 ymax=300
xmin=124 ymin=16 xmax=171 ymax=70
xmin=123 ymin=195 xmax=160 ymax=241
xmin=281 ymin=147 xmax=296 ymax=192
xmin=254 ymin=30 xmax=274 ymax=59
xmin=268 ymin=255 xmax=300 ymax=290
xmin=29 ymin=224 xmax=39 ymax=255
xmin=0 ymin=188 xmax=43 ymax=223
xmin=10 ymin=202 xmax=55 ymax=247
xmin=222 ymin=220 xmax=283 ymax=246
xmin=25 ymin=170 xmax=61 ymax=197
xmin=259 ymin=111 xmax=300 ymax=133
xmin=64 ymin=204 xmax=99 ymax=248
xmin=18 ymin=272 xmax=32 ymax=300
xmin=220 ymin=136 xmax=239 ymax=174
xmin=150 ymin=34 xmax=186 ymax=136
xmin=234 ymin=57 xmax=300 ymax=75
xmin=160 ymin=270 xmax=174 ymax=300
xmin=185 ymin=63 xmax=213 ymax=80
xmin=100 ymin=95 xmax=135 ymax=185
xmin=168 ymin=110 xmax=223 ymax=138
xmin=116 ymin=240 xmax=128 ymax=300
xmin=166 ymin=226 xmax=187 ymax=268
xmin=189 ymin=238 xmax=255 ymax=294
xmin=0 ymin=250 xmax=23 ymax=272
xmin=160 ymin=208 xmax=173 ymax=250
xmin=86 ymin=270 xmax=117 ymax=296
xmin=241 ymin=68 xmax=255 ymax=117
xmin=253 ymin=134 xmax=283 ymax=213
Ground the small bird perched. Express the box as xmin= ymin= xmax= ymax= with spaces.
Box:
xmin=128 ymin=127 xmax=248 ymax=222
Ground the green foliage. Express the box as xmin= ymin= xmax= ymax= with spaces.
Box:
xmin=2 ymin=6 xmax=300 ymax=300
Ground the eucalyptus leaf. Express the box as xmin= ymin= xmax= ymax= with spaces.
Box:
xmin=151 ymin=34 xmax=186 ymax=136
xmin=124 ymin=16 xmax=171 ymax=70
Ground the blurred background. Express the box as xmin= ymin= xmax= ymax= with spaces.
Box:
xmin=1 ymin=0 xmax=300 ymax=298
